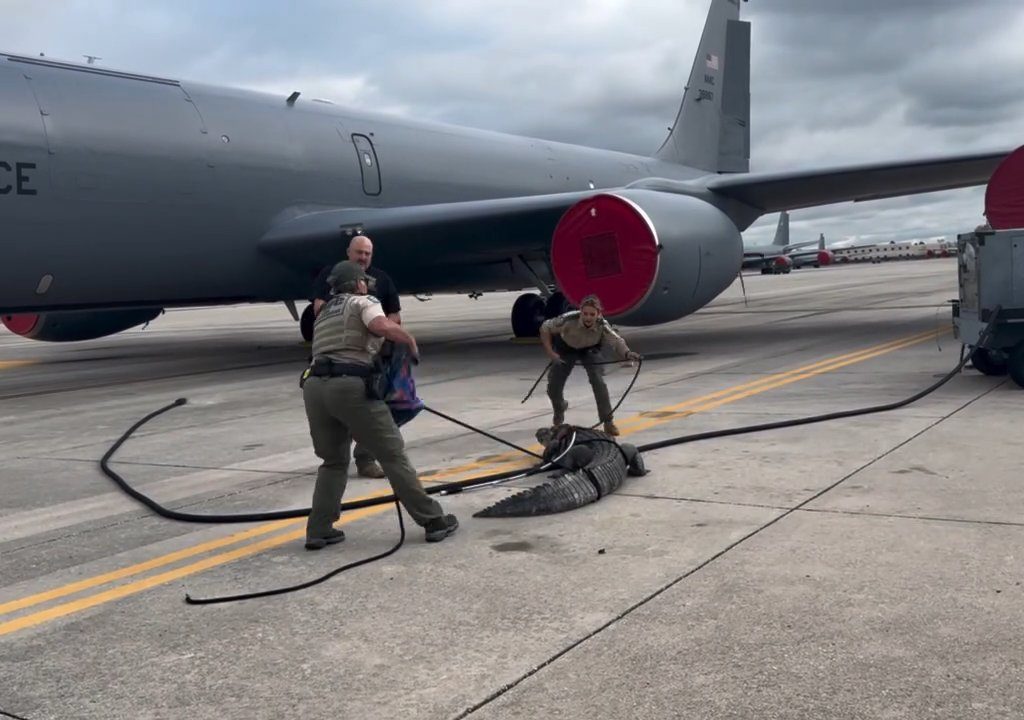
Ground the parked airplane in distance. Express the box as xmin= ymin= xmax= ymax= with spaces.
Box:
xmin=0 ymin=0 xmax=1013 ymax=342
xmin=742 ymin=212 xmax=832 ymax=274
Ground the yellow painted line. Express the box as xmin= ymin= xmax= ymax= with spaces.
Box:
xmin=622 ymin=329 xmax=942 ymax=435
xmin=0 ymin=360 xmax=35 ymax=370
xmin=0 ymin=502 xmax=390 ymax=637
xmin=0 ymin=518 xmax=296 ymax=617
xmin=616 ymin=328 xmax=939 ymax=430
xmin=0 ymin=328 xmax=942 ymax=636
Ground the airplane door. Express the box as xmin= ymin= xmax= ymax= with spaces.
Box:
xmin=351 ymin=133 xmax=381 ymax=196
xmin=0 ymin=65 xmax=49 ymax=202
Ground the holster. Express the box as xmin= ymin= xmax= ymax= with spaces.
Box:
xmin=301 ymin=356 xmax=374 ymax=389
xmin=364 ymin=353 xmax=388 ymax=401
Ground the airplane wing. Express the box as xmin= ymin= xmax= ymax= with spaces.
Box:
xmin=259 ymin=190 xmax=597 ymax=269
xmin=704 ymin=148 xmax=1011 ymax=213
xmin=260 ymin=147 xmax=1012 ymax=289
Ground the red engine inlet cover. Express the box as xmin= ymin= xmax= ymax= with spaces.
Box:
xmin=817 ymin=250 xmax=832 ymax=266
xmin=985 ymin=144 xmax=1024 ymax=230
xmin=1 ymin=313 xmax=39 ymax=336
xmin=550 ymin=194 xmax=659 ymax=316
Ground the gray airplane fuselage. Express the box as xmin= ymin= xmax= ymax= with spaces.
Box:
xmin=0 ymin=55 xmax=708 ymax=315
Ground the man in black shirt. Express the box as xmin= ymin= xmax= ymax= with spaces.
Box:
xmin=310 ymin=234 xmax=402 ymax=478
xmin=312 ymin=235 xmax=402 ymax=323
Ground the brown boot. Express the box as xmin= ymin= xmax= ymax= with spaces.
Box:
xmin=357 ymin=462 xmax=386 ymax=478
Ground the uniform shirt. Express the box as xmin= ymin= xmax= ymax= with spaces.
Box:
xmin=311 ymin=293 xmax=385 ymax=365
xmin=312 ymin=264 xmax=401 ymax=317
xmin=542 ymin=311 xmax=629 ymax=358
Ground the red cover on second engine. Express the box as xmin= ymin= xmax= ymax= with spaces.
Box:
xmin=985 ymin=145 xmax=1024 ymax=230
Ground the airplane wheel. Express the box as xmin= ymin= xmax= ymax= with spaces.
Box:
xmin=544 ymin=291 xmax=573 ymax=319
xmin=511 ymin=293 xmax=546 ymax=337
xmin=970 ymin=347 xmax=1007 ymax=377
xmin=300 ymin=303 xmax=315 ymax=342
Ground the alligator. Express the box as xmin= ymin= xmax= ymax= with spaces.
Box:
xmin=473 ymin=424 xmax=649 ymax=518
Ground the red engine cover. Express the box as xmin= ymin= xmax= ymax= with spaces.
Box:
xmin=985 ymin=144 xmax=1024 ymax=230
xmin=550 ymin=194 xmax=659 ymax=316
xmin=817 ymin=250 xmax=832 ymax=266
xmin=1 ymin=313 xmax=39 ymax=336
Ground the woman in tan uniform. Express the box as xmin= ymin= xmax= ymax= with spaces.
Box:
xmin=539 ymin=294 xmax=641 ymax=435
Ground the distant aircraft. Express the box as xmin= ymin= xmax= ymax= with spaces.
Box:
xmin=742 ymin=212 xmax=831 ymax=274
xmin=0 ymin=0 xmax=1011 ymax=342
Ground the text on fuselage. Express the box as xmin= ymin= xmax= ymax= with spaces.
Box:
xmin=0 ymin=162 xmax=37 ymax=195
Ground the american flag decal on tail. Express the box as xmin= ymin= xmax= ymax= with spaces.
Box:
xmin=706 ymin=53 xmax=719 ymax=70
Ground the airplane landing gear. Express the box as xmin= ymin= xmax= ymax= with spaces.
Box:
xmin=544 ymin=291 xmax=573 ymax=319
xmin=511 ymin=293 xmax=546 ymax=337
xmin=511 ymin=291 xmax=574 ymax=337
xmin=300 ymin=303 xmax=315 ymax=342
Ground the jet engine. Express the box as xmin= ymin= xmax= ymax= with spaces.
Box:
xmin=549 ymin=189 xmax=743 ymax=326
xmin=1 ymin=308 xmax=162 ymax=342
xmin=816 ymin=250 xmax=833 ymax=266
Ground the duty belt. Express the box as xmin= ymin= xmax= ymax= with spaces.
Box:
xmin=554 ymin=336 xmax=601 ymax=357
xmin=308 ymin=358 xmax=372 ymax=378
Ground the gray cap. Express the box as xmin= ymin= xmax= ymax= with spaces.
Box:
xmin=326 ymin=260 xmax=370 ymax=291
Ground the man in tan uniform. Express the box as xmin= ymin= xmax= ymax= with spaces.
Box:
xmin=301 ymin=260 xmax=458 ymax=549
xmin=311 ymin=234 xmax=402 ymax=479
xmin=539 ymin=294 xmax=641 ymax=436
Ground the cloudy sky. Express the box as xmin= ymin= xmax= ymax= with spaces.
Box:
xmin=3 ymin=0 xmax=1022 ymax=246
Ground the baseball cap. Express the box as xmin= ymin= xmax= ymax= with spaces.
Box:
xmin=326 ymin=260 xmax=371 ymax=290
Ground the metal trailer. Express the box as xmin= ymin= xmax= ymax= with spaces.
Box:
xmin=952 ymin=227 xmax=1024 ymax=387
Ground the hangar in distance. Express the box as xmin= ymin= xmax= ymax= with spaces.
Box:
xmin=0 ymin=0 xmax=1012 ymax=342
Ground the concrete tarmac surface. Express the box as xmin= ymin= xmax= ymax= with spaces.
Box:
xmin=1 ymin=258 xmax=1021 ymax=720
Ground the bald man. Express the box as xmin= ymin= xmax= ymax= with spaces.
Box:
xmin=310 ymin=235 xmax=402 ymax=478
xmin=312 ymin=235 xmax=401 ymax=323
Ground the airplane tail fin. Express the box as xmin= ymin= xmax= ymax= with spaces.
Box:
xmin=772 ymin=211 xmax=789 ymax=247
xmin=818 ymin=233 xmax=826 ymax=250
xmin=654 ymin=0 xmax=749 ymax=173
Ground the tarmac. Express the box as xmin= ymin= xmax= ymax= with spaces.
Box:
xmin=1 ymin=258 xmax=1021 ymax=720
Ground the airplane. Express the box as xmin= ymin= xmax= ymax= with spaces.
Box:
xmin=742 ymin=212 xmax=831 ymax=274
xmin=0 ymin=0 xmax=1013 ymax=343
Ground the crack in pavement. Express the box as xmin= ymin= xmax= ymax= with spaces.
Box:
xmin=452 ymin=379 xmax=1002 ymax=719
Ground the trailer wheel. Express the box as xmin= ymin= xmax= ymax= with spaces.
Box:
xmin=971 ymin=347 xmax=1008 ymax=377
xmin=1008 ymin=343 xmax=1024 ymax=389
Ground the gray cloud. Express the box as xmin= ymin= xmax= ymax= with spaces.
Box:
xmin=2 ymin=0 xmax=1021 ymax=248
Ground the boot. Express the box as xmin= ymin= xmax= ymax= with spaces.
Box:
xmin=357 ymin=461 xmax=386 ymax=478
xmin=424 ymin=514 xmax=459 ymax=543
xmin=305 ymin=528 xmax=346 ymax=550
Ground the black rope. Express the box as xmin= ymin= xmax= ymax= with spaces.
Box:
xmin=590 ymin=357 xmax=643 ymax=430
xmin=0 ymin=706 xmax=31 ymax=720
xmin=95 ymin=313 xmax=998 ymax=609
xmin=99 ymin=402 xmax=547 ymax=525
xmin=184 ymin=500 xmax=405 ymax=605
xmin=422 ymin=405 xmax=543 ymax=459
xmin=520 ymin=354 xmax=644 ymax=428
xmin=634 ymin=309 xmax=1000 ymax=454
xmin=521 ymin=361 xmax=552 ymax=404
